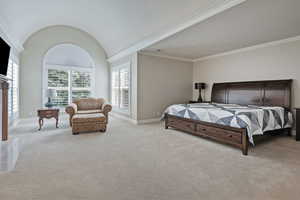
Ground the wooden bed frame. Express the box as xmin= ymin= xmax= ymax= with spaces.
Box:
xmin=165 ymin=79 xmax=293 ymax=155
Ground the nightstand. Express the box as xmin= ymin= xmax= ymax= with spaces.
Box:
xmin=296 ymin=108 xmax=300 ymax=141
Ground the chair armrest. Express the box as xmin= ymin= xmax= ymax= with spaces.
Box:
xmin=65 ymin=103 xmax=78 ymax=116
xmin=102 ymin=104 xmax=112 ymax=115
xmin=101 ymin=104 xmax=112 ymax=123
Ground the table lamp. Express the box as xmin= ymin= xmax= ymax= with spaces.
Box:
xmin=45 ymin=89 xmax=57 ymax=108
xmin=195 ymin=82 xmax=206 ymax=102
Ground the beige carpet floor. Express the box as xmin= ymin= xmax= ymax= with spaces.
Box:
xmin=0 ymin=116 xmax=300 ymax=200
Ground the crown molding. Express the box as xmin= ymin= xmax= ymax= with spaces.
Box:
xmin=193 ymin=35 xmax=300 ymax=62
xmin=0 ymin=15 xmax=24 ymax=53
xmin=107 ymin=0 xmax=247 ymax=63
xmin=139 ymin=51 xmax=193 ymax=62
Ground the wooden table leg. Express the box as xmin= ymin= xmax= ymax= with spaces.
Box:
xmin=55 ymin=117 xmax=59 ymax=128
xmin=39 ymin=118 xmax=43 ymax=131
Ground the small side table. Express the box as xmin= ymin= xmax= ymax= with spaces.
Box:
xmin=295 ymin=108 xmax=300 ymax=141
xmin=37 ymin=108 xmax=59 ymax=131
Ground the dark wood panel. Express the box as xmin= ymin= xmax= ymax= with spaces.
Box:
xmin=296 ymin=108 xmax=300 ymax=141
xmin=211 ymin=83 xmax=227 ymax=104
xmin=211 ymin=79 xmax=292 ymax=110
xmin=227 ymin=83 xmax=264 ymax=106
xmin=264 ymin=81 xmax=291 ymax=109
xmin=1 ymin=81 xmax=9 ymax=141
xmin=196 ymin=124 xmax=242 ymax=144
xmin=168 ymin=117 xmax=196 ymax=134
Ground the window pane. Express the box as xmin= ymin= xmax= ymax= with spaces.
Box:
xmin=13 ymin=62 xmax=19 ymax=88
xmin=12 ymin=88 xmax=18 ymax=113
xmin=72 ymin=90 xmax=91 ymax=101
xmin=111 ymin=67 xmax=130 ymax=111
xmin=52 ymin=90 xmax=69 ymax=107
xmin=120 ymin=68 xmax=129 ymax=109
xmin=12 ymin=62 xmax=19 ymax=114
xmin=72 ymin=71 xmax=91 ymax=88
xmin=120 ymin=68 xmax=129 ymax=88
xmin=111 ymin=70 xmax=119 ymax=106
xmin=7 ymin=60 xmax=13 ymax=79
xmin=7 ymin=61 xmax=13 ymax=117
xmin=120 ymin=88 xmax=129 ymax=109
xmin=48 ymin=69 xmax=69 ymax=87
xmin=8 ymin=86 xmax=12 ymax=117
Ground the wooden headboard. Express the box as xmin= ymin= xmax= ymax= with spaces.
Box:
xmin=211 ymin=79 xmax=292 ymax=110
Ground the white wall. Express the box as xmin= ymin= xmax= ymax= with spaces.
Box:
xmin=109 ymin=53 xmax=193 ymax=122
xmin=20 ymin=25 xmax=109 ymax=118
xmin=138 ymin=54 xmax=193 ymax=120
xmin=193 ymin=39 xmax=300 ymax=108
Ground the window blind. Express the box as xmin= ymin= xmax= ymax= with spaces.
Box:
xmin=48 ymin=69 xmax=69 ymax=106
xmin=47 ymin=68 xmax=92 ymax=107
xmin=7 ymin=59 xmax=19 ymax=121
xmin=111 ymin=64 xmax=130 ymax=112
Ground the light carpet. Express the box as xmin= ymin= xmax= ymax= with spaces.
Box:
xmin=0 ymin=116 xmax=300 ymax=200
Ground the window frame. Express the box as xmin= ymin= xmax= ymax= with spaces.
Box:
xmin=111 ymin=62 xmax=131 ymax=115
xmin=43 ymin=64 xmax=95 ymax=109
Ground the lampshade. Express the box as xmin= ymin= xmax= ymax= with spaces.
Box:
xmin=46 ymin=89 xmax=57 ymax=98
xmin=195 ymin=83 xmax=206 ymax=90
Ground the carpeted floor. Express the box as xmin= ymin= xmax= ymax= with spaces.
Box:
xmin=0 ymin=116 xmax=300 ymax=200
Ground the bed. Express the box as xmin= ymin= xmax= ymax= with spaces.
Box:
xmin=164 ymin=79 xmax=293 ymax=155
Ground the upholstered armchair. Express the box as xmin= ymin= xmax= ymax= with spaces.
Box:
xmin=65 ymin=98 xmax=112 ymax=126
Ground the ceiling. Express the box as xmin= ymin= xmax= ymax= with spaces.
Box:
xmin=144 ymin=0 xmax=300 ymax=60
xmin=0 ymin=0 xmax=239 ymax=58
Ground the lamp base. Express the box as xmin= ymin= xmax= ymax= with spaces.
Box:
xmin=45 ymin=98 xmax=54 ymax=108
xmin=45 ymin=102 xmax=54 ymax=108
xmin=197 ymin=88 xmax=203 ymax=103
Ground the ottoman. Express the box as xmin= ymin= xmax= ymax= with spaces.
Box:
xmin=72 ymin=113 xmax=107 ymax=135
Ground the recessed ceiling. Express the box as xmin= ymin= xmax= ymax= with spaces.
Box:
xmin=144 ymin=0 xmax=300 ymax=60
xmin=0 ymin=0 xmax=239 ymax=57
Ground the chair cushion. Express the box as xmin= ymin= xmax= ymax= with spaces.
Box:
xmin=74 ymin=98 xmax=104 ymax=110
xmin=72 ymin=113 xmax=106 ymax=123
xmin=77 ymin=110 xmax=102 ymax=114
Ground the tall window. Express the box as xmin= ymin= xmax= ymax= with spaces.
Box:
xmin=46 ymin=66 xmax=93 ymax=107
xmin=72 ymin=71 xmax=92 ymax=101
xmin=7 ymin=59 xmax=19 ymax=121
xmin=111 ymin=63 xmax=130 ymax=113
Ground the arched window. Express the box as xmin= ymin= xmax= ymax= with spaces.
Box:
xmin=43 ymin=44 xmax=95 ymax=107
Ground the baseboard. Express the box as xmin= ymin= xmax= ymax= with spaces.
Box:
xmin=137 ymin=118 xmax=162 ymax=125
xmin=110 ymin=112 xmax=138 ymax=124
xmin=110 ymin=112 xmax=161 ymax=125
